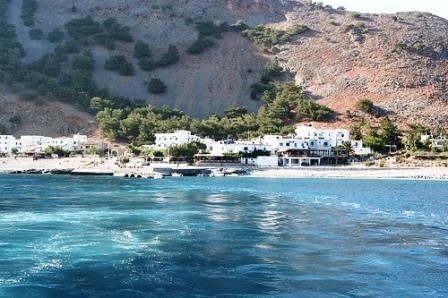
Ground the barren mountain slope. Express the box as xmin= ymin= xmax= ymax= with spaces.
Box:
xmin=272 ymin=6 xmax=448 ymax=128
xmin=1 ymin=0 xmax=447 ymax=133
xmin=0 ymin=88 xmax=97 ymax=137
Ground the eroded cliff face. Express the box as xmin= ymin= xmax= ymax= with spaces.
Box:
xmin=1 ymin=0 xmax=447 ymax=134
xmin=271 ymin=7 xmax=448 ymax=128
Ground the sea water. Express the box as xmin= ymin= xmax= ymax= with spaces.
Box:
xmin=0 ymin=175 xmax=447 ymax=297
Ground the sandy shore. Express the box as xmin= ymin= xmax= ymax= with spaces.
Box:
xmin=249 ymin=166 xmax=448 ymax=180
xmin=1 ymin=157 xmax=448 ymax=180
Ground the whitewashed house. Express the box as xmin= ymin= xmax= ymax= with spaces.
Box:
xmin=0 ymin=135 xmax=18 ymax=154
xmin=0 ymin=134 xmax=88 ymax=155
xmin=207 ymin=140 xmax=272 ymax=156
xmin=260 ymin=135 xmax=309 ymax=152
xmin=151 ymin=130 xmax=200 ymax=149
xmin=19 ymin=136 xmax=53 ymax=153
xmin=351 ymin=140 xmax=372 ymax=156
xmin=295 ymin=125 xmax=349 ymax=147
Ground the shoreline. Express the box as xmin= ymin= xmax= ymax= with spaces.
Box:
xmin=247 ymin=166 xmax=448 ymax=181
xmin=1 ymin=157 xmax=448 ymax=180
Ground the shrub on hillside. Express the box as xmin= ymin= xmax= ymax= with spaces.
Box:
xmin=48 ymin=28 xmax=64 ymax=43
xmin=55 ymin=40 xmax=80 ymax=54
xmin=138 ymin=57 xmax=155 ymax=71
xmin=21 ymin=0 xmax=37 ymax=27
xmin=296 ymin=99 xmax=334 ymax=121
xmin=72 ymin=50 xmax=95 ymax=72
xmin=263 ymin=60 xmax=283 ymax=77
xmin=230 ymin=20 xmax=249 ymax=32
xmin=146 ymin=78 xmax=167 ymax=94
xmin=354 ymin=99 xmax=376 ymax=114
xmin=93 ymin=33 xmax=115 ymax=49
xmin=65 ymin=16 xmax=102 ymax=40
xmin=243 ymin=24 xmax=308 ymax=50
xmin=29 ymin=28 xmax=43 ymax=40
xmin=156 ymin=45 xmax=179 ymax=67
xmin=134 ymin=40 xmax=152 ymax=59
xmin=196 ymin=21 xmax=229 ymax=38
xmin=104 ymin=55 xmax=134 ymax=76
xmin=187 ymin=36 xmax=215 ymax=55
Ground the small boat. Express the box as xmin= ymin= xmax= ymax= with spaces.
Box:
xmin=153 ymin=173 xmax=164 ymax=179
xmin=171 ymin=172 xmax=183 ymax=177
xmin=227 ymin=173 xmax=239 ymax=177
xmin=210 ymin=169 xmax=225 ymax=177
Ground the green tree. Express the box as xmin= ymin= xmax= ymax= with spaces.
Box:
xmin=90 ymin=97 xmax=111 ymax=113
xmin=104 ymin=55 xmax=134 ymax=76
xmin=146 ymin=78 xmax=167 ymax=94
xmin=72 ymin=50 xmax=95 ymax=72
xmin=48 ymin=28 xmax=64 ymax=43
xmin=349 ymin=123 xmax=363 ymax=140
xmin=363 ymin=127 xmax=385 ymax=152
xmin=44 ymin=146 xmax=70 ymax=157
xmin=29 ymin=28 xmax=43 ymax=40
xmin=156 ymin=44 xmax=179 ymax=67
xmin=378 ymin=117 xmax=402 ymax=148
xmin=138 ymin=57 xmax=155 ymax=71
xmin=224 ymin=106 xmax=249 ymax=118
xmin=168 ymin=141 xmax=206 ymax=158
xmin=96 ymin=108 xmax=124 ymax=139
xmin=355 ymin=99 xmax=376 ymax=115
xmin=65 ymin=16 xmax=102 ymax=40
xmin=9 ymin=115 xmax=22 ymax=126
xmin=187 ymin=36 xmax=215 ymax=55
xmin=134 ymin=40 xmax=152 ymax=59
xmin=263 ymin=59 xmax=283 ymax=77
xmin=405 ymin=124 xmax=430 ymax=151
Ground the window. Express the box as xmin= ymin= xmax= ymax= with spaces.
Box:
xmin=286 ymin=143 xmax=290 ymax=147
xmin=280 ymin=142 xmax=283 ymax=146
xmin=324 ymin=142 xmax=328 ymax=146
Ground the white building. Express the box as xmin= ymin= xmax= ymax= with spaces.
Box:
xmin=421 ymin=135 xmax=448 ymax=150
xmin=260 ymin=135 xmax=309 ymax=152
xmin=206 ymin=140 xmax=272 ymax=156
xmin=0 ymin=134 xmax=88 ymax=155
xmin=151 ymin=130 xmax=200 ymax=149
xmin=351 ymin=140 xmax=372 ymax=156
xmin=20 ymin=136 xmax=53 ymax=153
xmin=49 ymin=136 xmax=86 ymax=152
xmin=0 ymin=135 xmax=19 ymax=154
xmin=295 ymin=125 xmax=349 ymax=147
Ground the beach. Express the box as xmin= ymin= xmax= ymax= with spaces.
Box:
xmin=249 ymin=166 xmax=448 ymax=180
xmin=1 ymin=157 xmax=448 ymax=180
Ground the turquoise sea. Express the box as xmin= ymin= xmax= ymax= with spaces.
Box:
xmin=0 ymin=175 xmax=447 ymax=297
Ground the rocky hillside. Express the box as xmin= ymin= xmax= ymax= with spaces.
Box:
xmin=1 ymin=0 xmax=447 ymax=135
xmin=0 ymin=87 xmax=96 ymax=136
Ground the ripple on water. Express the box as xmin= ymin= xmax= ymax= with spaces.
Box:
xmin=0 ymin=176 xmax=447 ymax=297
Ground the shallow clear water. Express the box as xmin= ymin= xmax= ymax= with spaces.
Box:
xmin=0 ymin=175 xmax=447 ymax=297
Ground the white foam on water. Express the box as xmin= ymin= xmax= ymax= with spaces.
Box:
xmin=28 ymin=259 xmax=63 ymax=274
xmin=0 ymin=278 xmax=22 ymax=286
